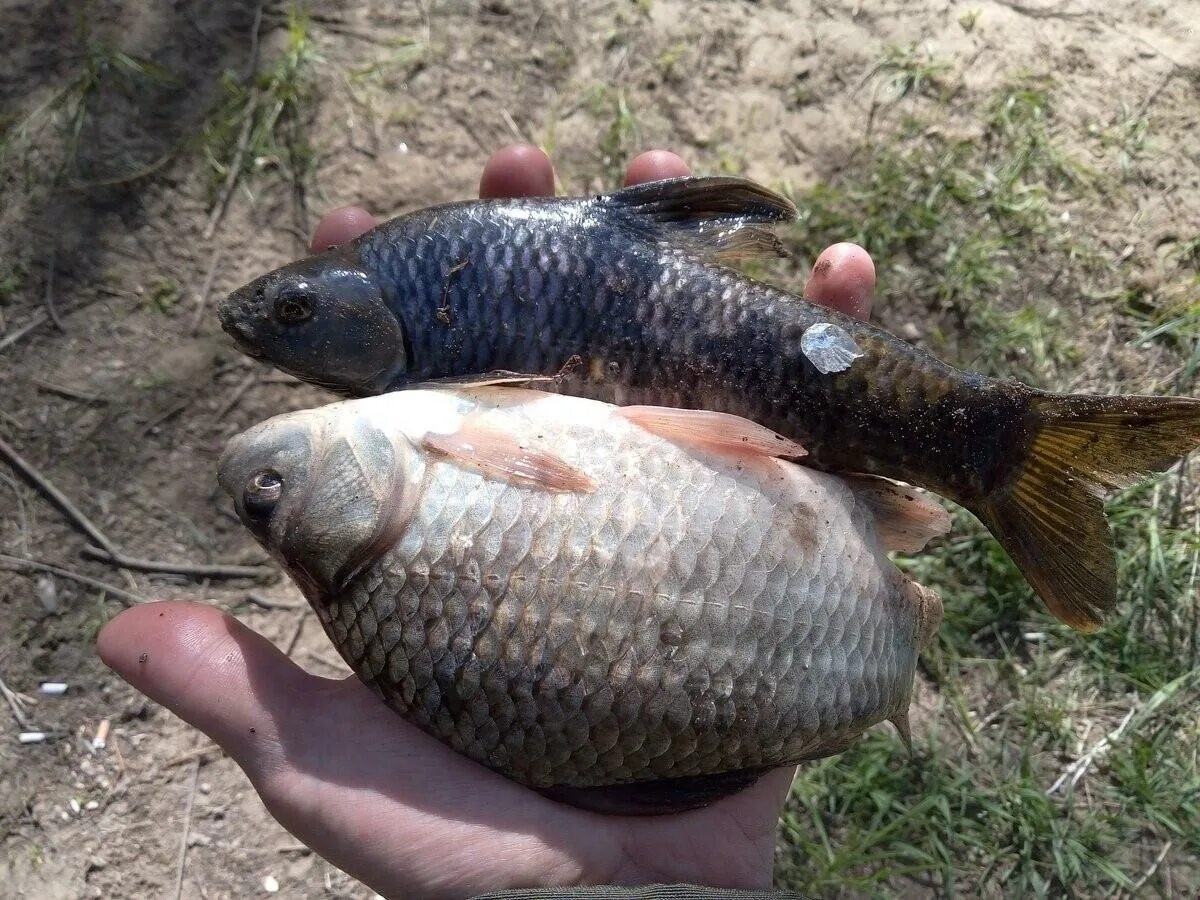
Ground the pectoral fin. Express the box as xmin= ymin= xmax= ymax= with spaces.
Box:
xmin=423 ymin=417 xmax=595 ymax=493
xmin=616 ymin=406 xmax=806 ymax=460
xmin=847 ymin=475 xmax=951 ymax=552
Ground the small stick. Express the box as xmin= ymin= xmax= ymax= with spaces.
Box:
xmin=0 ymin=554 xmax=147 ymax=606
xmin=1125 ymin=840 xmax=1172 ymax=898
xmin=0 ymin=434 xmax=273 ymax=582
xmin=32 ymin=378 xmax=108 ymax=405
xmin=209 ymin=371 xmax=258 ymax=424
xmin=284 ymin=612 xmax=306 ymax=658
xmin=0 ymin=310 xmax=49 ymax=353
xmin=173 ymin=759 xmax=201 ymax=900
xmin=203 ymin=89 xmax=261 ymax=240
xmin=165 ymin=743 xmax=222 ymax=768
xmin=0 ymin=433 xmax=123 ymax=560
xmin=190 ymin=246 xmax=224 ymax=336
xmin=81 ymin=545 xmax=274 ymax=581
xmin=244 ymin=591 xmax=303 ymax=610
xmin=43 ymin=249 xmax=64 ymax=331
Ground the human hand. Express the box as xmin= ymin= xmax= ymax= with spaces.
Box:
xmin=97 ymin=147 xmax=878 ymax=900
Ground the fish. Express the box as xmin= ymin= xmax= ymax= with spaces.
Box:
xmin=217 ymin=387 xmax=947 ymax=813
xmin=218 ymin=175 xmax=1200 ymax=633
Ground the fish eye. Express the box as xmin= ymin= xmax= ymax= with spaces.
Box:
xmin=244 ymin=469 xmax=283 ymax=519
xmin=274 ymin=287 xmax=313 ymax=325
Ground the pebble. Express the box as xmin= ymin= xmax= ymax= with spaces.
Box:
xmin=85 ymin=800 xmax=99 ymax=811
xmin=69 ymin=798 xmax=81 ymax=815
xmin=263 ymin=875 xmax=280 ymax=893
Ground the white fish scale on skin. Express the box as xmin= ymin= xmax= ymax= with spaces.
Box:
xmin=297 ymin=389 xmax=926 ymax=787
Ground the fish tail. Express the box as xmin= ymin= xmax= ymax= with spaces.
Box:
xmin=978 ymin=392 xmax=1200 ymax=632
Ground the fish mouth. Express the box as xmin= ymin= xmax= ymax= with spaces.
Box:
xmin=217 ymin=296 xmax=266 ymax=358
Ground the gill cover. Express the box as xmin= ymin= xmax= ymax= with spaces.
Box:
xmin=218 ymin=408 xmax=413 ymax=596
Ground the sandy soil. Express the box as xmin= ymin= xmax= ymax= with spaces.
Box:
xmin=1 ymin=1 xmax=1196 ymax=897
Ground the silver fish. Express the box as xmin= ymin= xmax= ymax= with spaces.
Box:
xmin=218 ymin=387 xmax=946 ymax=813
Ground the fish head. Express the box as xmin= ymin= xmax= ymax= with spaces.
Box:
xmin=219 ymin=251 xmax=408 ymax=395
xmin=217 ymin=402 xmax=422 ymax=599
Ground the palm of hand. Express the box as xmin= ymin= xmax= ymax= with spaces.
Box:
xmin=99 ymin=602 xmax=792 ymax=899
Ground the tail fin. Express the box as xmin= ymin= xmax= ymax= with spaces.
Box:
xmin=979 ymin=393 xmax=1200 ymax=632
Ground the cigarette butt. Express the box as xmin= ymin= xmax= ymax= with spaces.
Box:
xmin=92 ymin=719 xmax=111 ymax=750
xmin=19 ymin=732 xmax=49 ymax=744
xmin=40 ymin=682 xmax=69 ymax=695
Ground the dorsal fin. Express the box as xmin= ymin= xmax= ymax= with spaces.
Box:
xmin=845 ymin=475 xmax=952 ymax=553
xmin=598 ymin=175 xmax=798 ymax=264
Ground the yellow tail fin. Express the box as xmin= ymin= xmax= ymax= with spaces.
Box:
xmin=979 ymin=393 xmax=1200 ymax=632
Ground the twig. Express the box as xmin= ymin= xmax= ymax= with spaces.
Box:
xmin=190 ymin=246 xmax=224 ymax=336
xmin=0 ymin=432 xmax=124 ymax=559
xmin=244 ymin=591 xmax=303 ymax=610
xmin=1047 ymin=707 xmax=1137 ymax=795
xmin=284 ymin=612 xmax=306 ymax=657
xmin=32 ymin=378 xmax=108 ymax=405
xmin=1125 ymin=840 xmax=1172 ymax=898
xmin=209 ymin=371 xmax=259 ymax=424
xmin=165 ymin=743 xmax=223 ymax=768
xmin=0 ymin=434 xmax=273 ymax=582
xmin=81 ymin=545 xmax=275 ymax=581
xmin=0 ymin=675 xmax=34 ymax=729
xmin=993 ymin=0 xmax=1087 ymax=18
xmin=0 ymin=554 xmax=147 ymax=607
xmin=43 ymin=249 xmax=64 ymax=331
xmin=203 ymin=88 xmax=260 ymax=240
xmin=173 ymin=759 xmax=201 ymax=900
xmin=245 ymin=1 xmax=266 ymax=80
xmin=0 ymin=310 xmax=48 ymax=353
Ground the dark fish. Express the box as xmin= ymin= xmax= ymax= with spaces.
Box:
xmin=218 ymin=387 xmax=947 ymax=812
xmin=218 ymin=176 xmax=1200 ymax=632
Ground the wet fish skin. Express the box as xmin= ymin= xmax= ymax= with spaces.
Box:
xmin=219 ymin=177 xmax=1200 ymax=632
xmin=218 ymin=389 xmax=941 ymax=802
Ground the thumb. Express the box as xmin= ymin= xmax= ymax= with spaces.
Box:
xmin=96 ymin=600 xmax=319 ymax=781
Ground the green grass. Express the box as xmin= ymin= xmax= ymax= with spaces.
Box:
xmin=200 ymin=6 xmax=318 ymax=206
xmin=0 ymin=15 xmax=176 ymax=185
xmin=590 ymin=85 xmax=641 ymax=190
xmin=773 ymin=49 xmax=1200 ymax=898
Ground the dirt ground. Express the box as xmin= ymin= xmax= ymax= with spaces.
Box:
xmin=1 ymin=1 xmax=1197 ymax=898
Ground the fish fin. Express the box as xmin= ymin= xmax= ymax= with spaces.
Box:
xmin=616 ymin=406 xmax=806 ymax=459
xmin=980 ymin=392 xmax=1200 ymax=632
xmin=600 ymin=175 xmax=797 ymax=263
xmin=410 ymin=371 xmax=556 ymax=390
xmin=423 ymin=417 xmax=595 ymax=493
xmin=889 ymin=710 xmax=913 ymax=754
xmin=540 ymin=767 xmax=768 ymax=816
xmin=845 ymin=475 xmax=951 ymax=552
xmin=902 ymin=577 xmax=944 ymax=647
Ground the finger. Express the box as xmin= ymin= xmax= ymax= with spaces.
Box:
xmin=310 ymin=206 xmax=378 ymax=253
xmin=624 ymin=150 xmax=690 ymax=186
xmin=96 ymin=600 xmax=317 ymax=780
xmin=804 ymin=242 xmax=875 ymax=320
xmin=479 ymin=144 xmax=556 ymax=199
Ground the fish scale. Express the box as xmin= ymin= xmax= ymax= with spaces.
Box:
xmin=218 ymin=389 xmax=935 ymax=806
